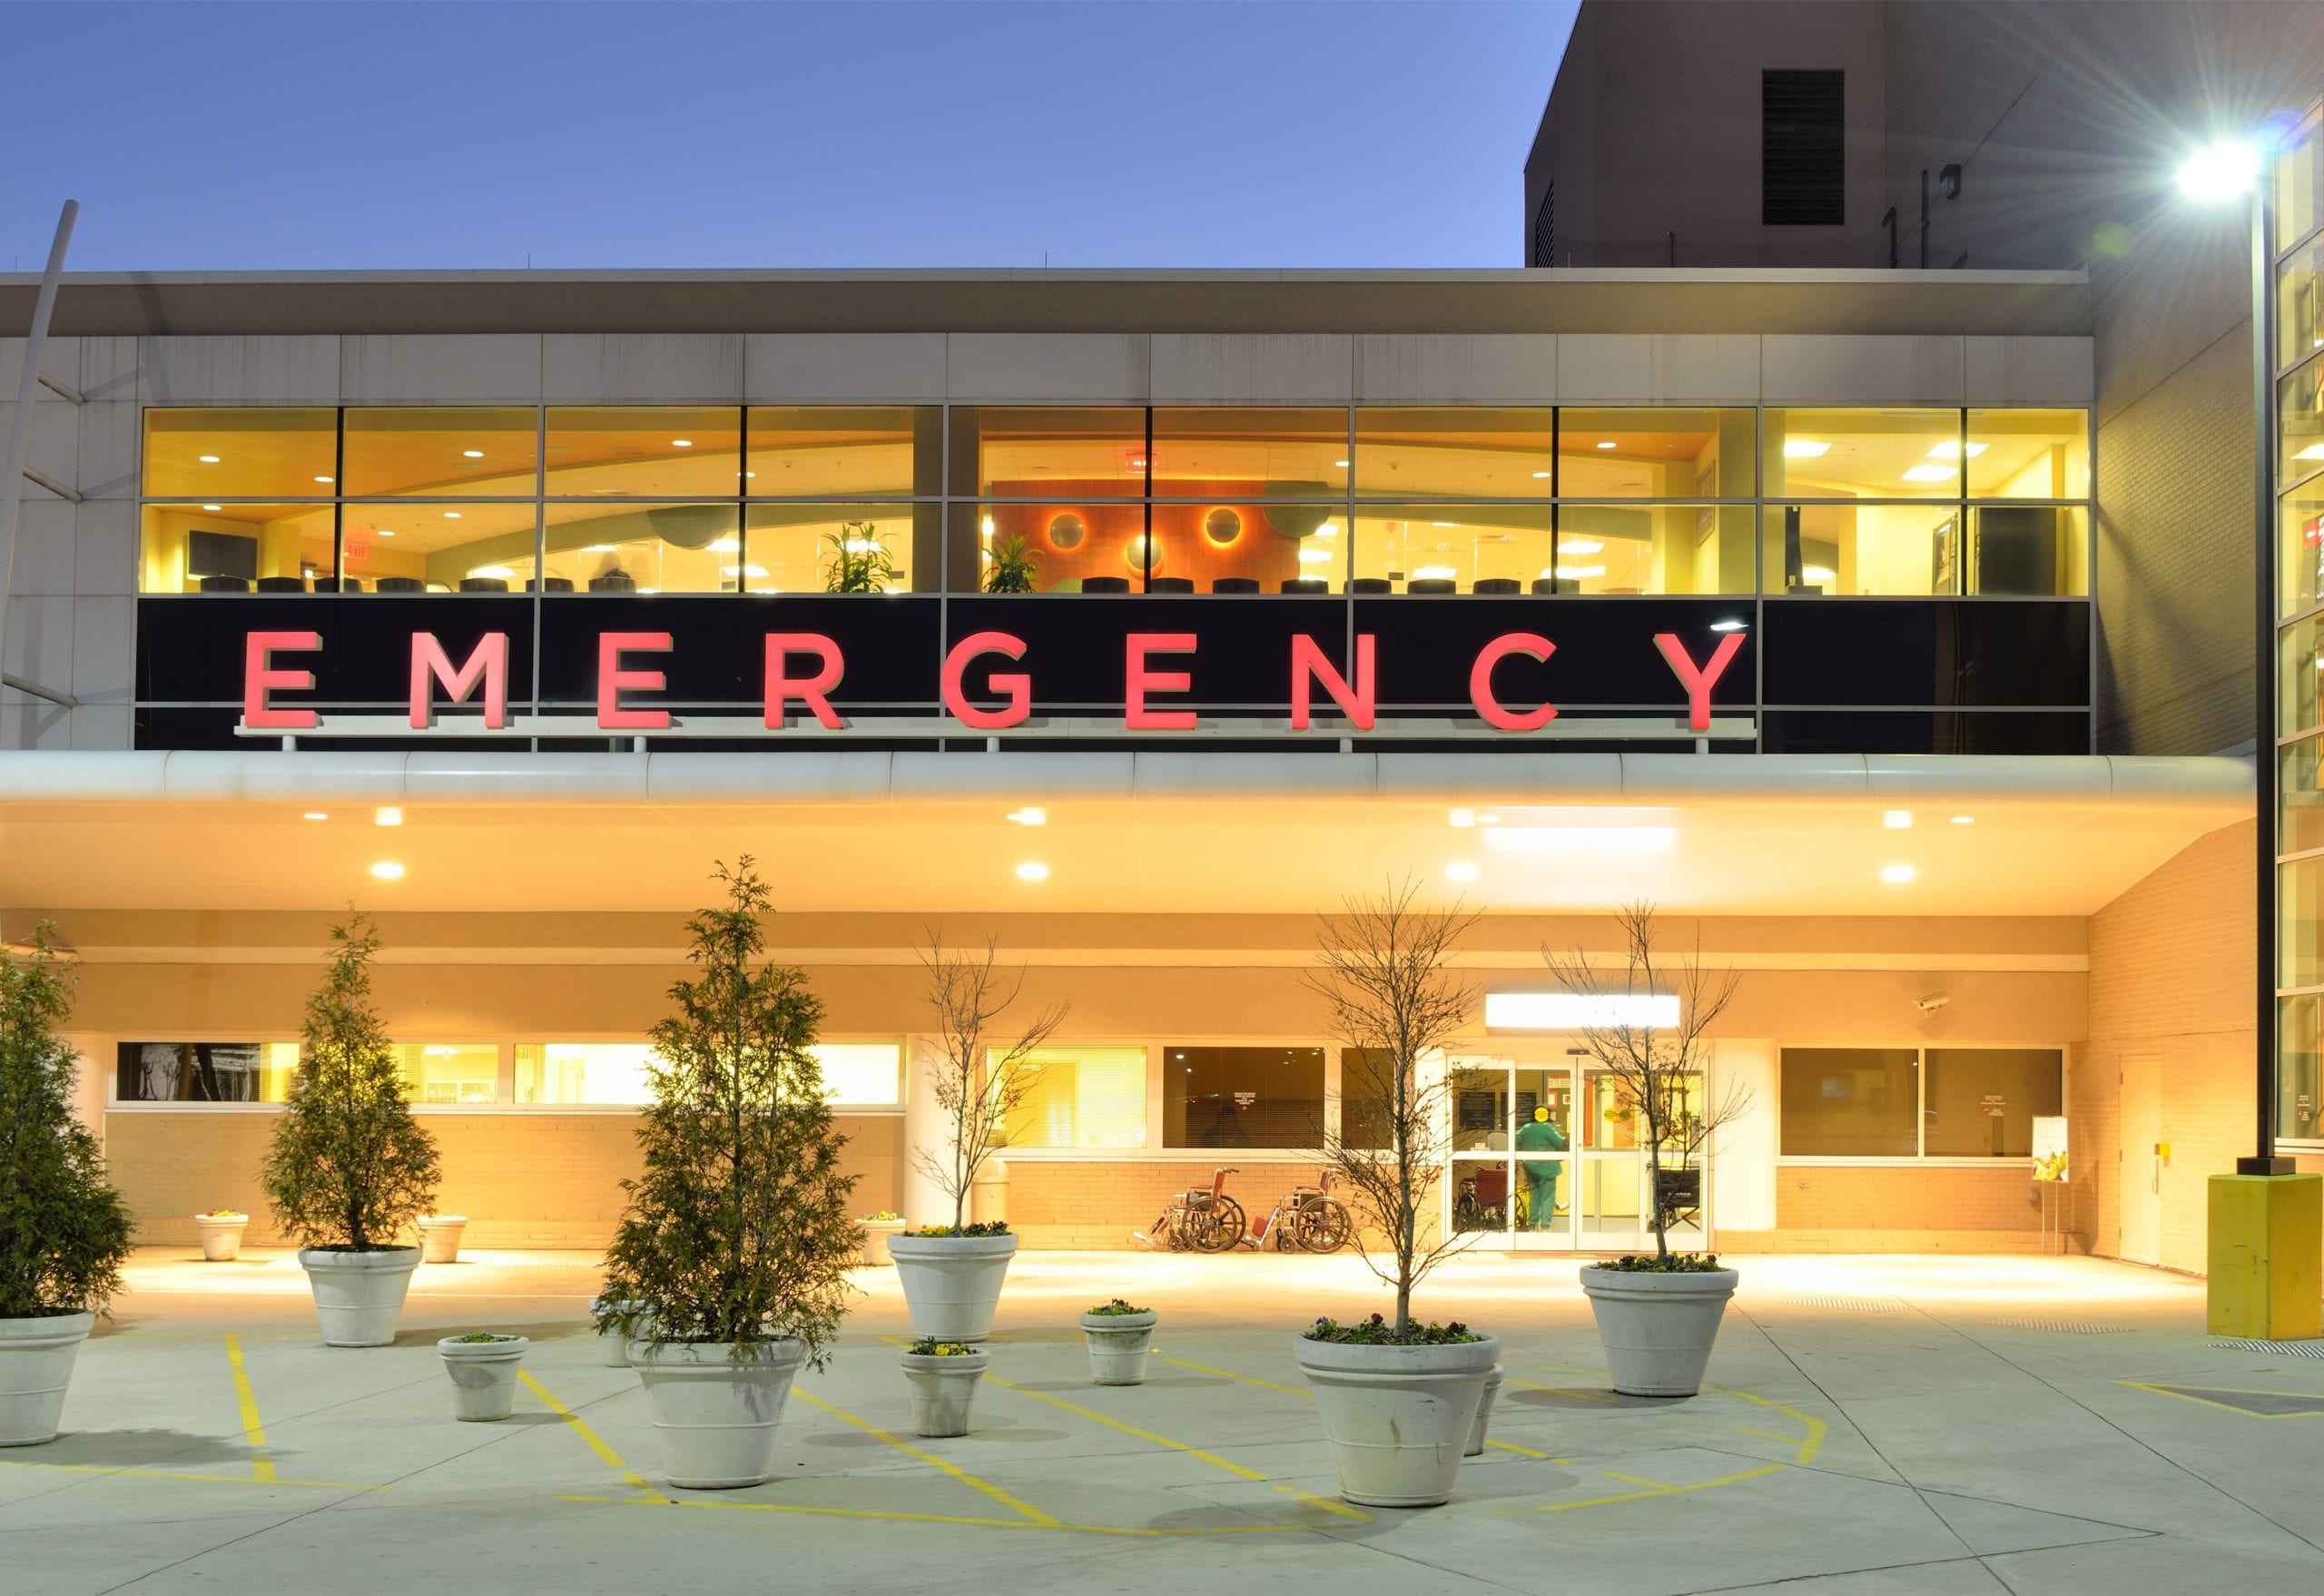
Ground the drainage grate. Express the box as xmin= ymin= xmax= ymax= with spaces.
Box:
xmin=1780 ymin=1297 xmax=1908 ymax=1313
xmin=2209 ymin=1338 xmax=2324 ymax=1358
xmin=1985 ymin=1318 xmax=2132 ymax=1335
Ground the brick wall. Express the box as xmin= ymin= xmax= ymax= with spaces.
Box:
xmin=1769 ymin=1164 xmax=2052 ymax=1254
xmin=1005 ymin=1159 xmax=1332 ymax=1250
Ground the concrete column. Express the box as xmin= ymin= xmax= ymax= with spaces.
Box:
xmin=1709 ymin=1039 xmax=1777 ymax=1237
xmin=902 ymin=1034 xmax=953 ymax=1227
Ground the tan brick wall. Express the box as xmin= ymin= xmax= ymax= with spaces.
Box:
xmin=1777 ymin=1165 xmax=2044 ymax=1233
xmin=1005 ymin=1159 xmax=1331 ymax=1249
xmin=2086 ymin=819 xmax=2256 ymax=1275
xmin=109 ymin=1110 xmax=903 ymax=1250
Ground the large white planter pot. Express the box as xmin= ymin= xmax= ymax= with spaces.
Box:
xmin=1579 ymin=1264 xmax=1740 ymax=1397
xmin=298 ymin=1247 xmax=422 ymax=1347
xmin=900 ymin=1347 xmax=990 ymax=1437
xmin=194 ymin=1216 xmax=248 ymax=1262
xmin=1463 ymin=1365 xmax=1504 ymax=1456
xmin=859 ymin=1220 xmax=906 ymax=1267
xmin=1293 ymin=1332 xmax=1500 ymax=1508
xmin=631 ymin=1339 xmax=805 ymax=1489
xmin=1078 ymin=1310 xmax=1157 ymax=1384
xmin=888 ymin=1234 xmax=1017 ymax=1344
xmin=438 ymin=1335 xmax=528 ymax=1421
xmin=0 ymin=1313 xmax=94 ymax=1447
xmin=593 ymin=1296 xmax=652 ymax=1368
xmin=416 ymin=1217 xmax=468 ymax=1265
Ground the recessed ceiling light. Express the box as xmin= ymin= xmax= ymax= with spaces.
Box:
xmin=462 ymin=449 xmax=485 ymax=458
xmin=1951 ymin=814 xmax=1975 ymax=825
xmin=1803 ymin=564 xmax=1837 ymax=583
xmin=1925 ymin=440 xmax=1990 ymax=459
xmin=1595 ymin=440 xmax=1616 ymax=449
xmin=581 ymin=544 xmax=617 ymax=553
xmin=1879 ymin=863 xmax=1917 ymax=884
xmin=377 ymin=528 xmax=396 ymax=537
xmin=369 ymin=862 xmax=405 ymax=881
xmin=2297 ymin=444 xmax=2324 ymax=461
xmin=302 ymin=812 xmax=329 ymax=822
xmin=375 ymin=806 xmax=402 ymax=827
xmin=671 ymin=438 xmax=693 ymax=448
xmin=1560 ymin=538 xmax=1603 ymax=554
xmin=1007 ymin=807 xmax=1047 ymax=826
xmin=202 ymin=503 xmax=222 ymax=511
xmin=1334 ymin=458 xmax=1350 ymax=468
xmin=1444 ymin=861 xmax=1481 ymax=882
xmin=1554 ymin=564 xmax=1605 ymax=578
xmin=1884 ymin=810 xmax=1912 ymax=829
xmin=1781 ymin=439 xmax=1829 ymax=458
xmin=1531 ymin=470 xmax=1551 ymax=480
xmin=1900 ymin=464 xmax=1955 ymax=482
xmin=1432 ymin=521 xmax=1459 ymax=528
xmin=443 ymin=511 xmax=462 ymax=518
xmin=1015 ymin=861 xmax=1049 ymax=882
xmin=1449 ymin=808 xmax=1476 ymax=828
xmin=313 ymin=475 xmax=334 ymax=484
xmin=199 ymin=454 xmax=222 ymax=464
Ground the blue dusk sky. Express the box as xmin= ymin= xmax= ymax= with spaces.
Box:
xmin=0 ymin=0 xmax=1578 ymax=274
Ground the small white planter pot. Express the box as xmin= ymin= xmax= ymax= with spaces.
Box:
xmin=0 ymin=1313 xmax=94 ymax=1448
xmin=900 ymin=1347 xmax=990 ymax=1438
xmin=593 ymin=1296 xmax=652 ymax=1368
xmin=416 ymin=1217 xmax=468 ymax=1265
xmin=1463 ymin=1365 xmax=1505 ymax=1457
xmin=1579 ymin=1264 xmax=1740 ymax=1397
xmin=438 ymin=1335 xmax=528 ymax=1421
xmin=193 ymin=1216 xmax=249 ymax=1262
xmin=888 ymin=1233 xmax=1018 ymax=1344
xmin=1078 ymin=1310 xmax=1157 ymax=1384
xmin=859 ymin=1219 xmax=907 ymax=1267
xmin=1293 ymin=1331 xmax=1500 ymax=1508
xmin=631 ymin=1338 xmax=806 ymax=1490
xmin=298 ymin=1247 xmax=422 ymax=1348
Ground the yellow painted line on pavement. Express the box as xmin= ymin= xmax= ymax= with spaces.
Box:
xmin=1525 ymin=1462 xmax=1787 ymax=1514
xmin=2115 ymin=1380 xmax=2324 ymax=1420
xmin=982 ymin=1372 xmax=1369 ymax=1522
xmin=1728 ymin=1389 xmax=1828 ymax=1464
xmin=791 ymin=1387 xmax=1059 ymax=1527
xmin=519 ymin=1370 xmax=652 ymax=1492
xmin=222 ymin=1334 xmax=276 ymax=1483
xmin=1601 ymin=1471 xmax=1673 ymax=1488
xmin=1501 ymin=1373 xmax=1615 ymax=1404
xmin=1153 ymin=1354 xmax=1314 ymax=1398
xmin=557 ymin=1491 xmax=1329 ymax=1537
xmin=0 ymin=1459 xmax=359 ymax=1490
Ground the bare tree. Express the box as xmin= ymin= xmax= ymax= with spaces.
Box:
xmin=913 ymin=932 xmax=1067 ymax=1236
xmin=1541 ymin=903 xmax=1747 ymax=1263
xmin=1309 ymin=880 xmax=1481 ymax=1333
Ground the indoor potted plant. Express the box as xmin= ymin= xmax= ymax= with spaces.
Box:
xmin=898 ymin=1336 xmax=989 ymax=1437
xmin=0 ymin=923 xmax=134 ymax=1447
xmin=982 ymin=534 xmax=1039 ymax=595
xmin=892 ymin=934 xmax=1064 ymax=1344
xmin=1078 ymin=1298 xmax=1157 ymax=1385
xmin=261 ymin=914 xmax=440 ymax=1348
xmin=858 ymin=1211 xmax=906 ymax=1266
xmin=437 ymin=1330 xmax=528 ymax=1421
xmin=823 ymin=521 xmax=902 ymax=593
xmin=596 ymin=859 xmax=859 ymax=1490
xmin=416 ymin=1214 xmax=468 ymax=1264
xmin=1545 ymin=903 xmax=1750 ymax=1397
xmin=194 ymin=1208 xmax=250 ymax=1262
xmin=1295 ymin=882 xmax=1499 ymax=1509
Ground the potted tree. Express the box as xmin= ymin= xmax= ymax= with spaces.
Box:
xmin=596 ymin=860 xmax=859 ymax=1490
xmin=193 ymin=1208 xmax=250 ymax=1261
xmin=1078 ymin=1298 xmax=1158 ymax=1385
xmin=415 ymin=1214 xmax=468 ymax=1264
xmin=1 ymin=924 xmax=133 ymax=1447
xmin=892 ymin=935 xmax=1063 ymax=1344
xmin=1544 ymin=903 xmax=1749 ymax=1398
xmin=897 ymin=1336 xmax=989 ymax=1437
xmin=261 ymin=915 xmax=440 ymax=1348
xmin=1295 ymin=883 xmax=1499 ymax=1509
xmin=437 ymin=1330 xmax=528 ymax=1421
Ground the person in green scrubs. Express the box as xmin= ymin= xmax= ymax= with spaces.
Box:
xmin=1514 ymin=1105 xmax=1567 ymax=1229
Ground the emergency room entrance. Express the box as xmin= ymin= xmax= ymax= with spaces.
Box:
xmin=1444 ymin=1046 xmax=1709 ymax=1253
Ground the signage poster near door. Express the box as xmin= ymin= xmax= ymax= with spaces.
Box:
xmin=2030 ymin=1115 xmax=2068 ymax=1182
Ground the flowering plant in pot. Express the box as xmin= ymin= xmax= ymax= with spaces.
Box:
xmin=1078 ymin=1298 xmax=1157 ymax=1385
xmin=437 ymin=1330 xmax=528 ymax=1421
xmin=1 ymin=923 xmax=134 ymax=1446
xmin=857 ymin=1210 xmax=906 ymax=1267
xmin=595 ymin=860 xmax=860 ymax=1490
xmin=261 ymin=915 xmax=440 ymax=1348
xmin=193 ymin=1208 xmax=250 ymax=1262
xmin=1544 ymin=903 xmax=1750 ymax=1397
xmin=1295 ymin=882 xmax=1499 ymax=1509
xmin=892 ymin=934 xmax=1064 ymax=1344
xmin=897 ymin=1335 xmax=989 ymax=1437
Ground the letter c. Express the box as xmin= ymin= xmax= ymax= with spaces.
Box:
xmin=1469 ymin=632 xmax=1558 ymax=732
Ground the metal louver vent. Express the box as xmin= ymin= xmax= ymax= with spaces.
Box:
xmin=1531 ymin=182 xmax=1556 ymax=267
xmin=1763 ymin=69 xmax=1845 ymax=226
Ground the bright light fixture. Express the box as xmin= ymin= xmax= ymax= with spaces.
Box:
xmin=369 ymin=861 xmax=405 ymax=881
xmin=1925 ymin=440 xmax=1990 ymax=459
xmin=443 ymin=511 xmax=462 ymax=519
xmin=1885 ymin=810 xmax=1913 ymax=829
xmin=1710 ymin=617 xmax=1748 ymax=633
xmin=1432 ymin=521 xmax=1460 ymax=528
xmin=1414 ymin=565 xmax=1458 ymax=580
xmin=375 ymin=807 xmax=403 ymax=827
xmin=202 ymin=503 xmax=222 ymax=511
xmin=1007 ymin=807 xmax=1047 ymax=826
xmin=2295 ymin=444 xmax=2324 ymax=461
xmin=1485 ymin=991 xmax=1679 ymax=1030
xmin=1315 ymin=522 xmax=1339 ymax=537
xmin=1951 ymin=814 xmax=1975 ymax=825
xmin=1015 ymin=862 xmax=1049 ymax=882
xmin=313 ymin=475 xmax=334 ymax=485
xmin=1449 ymin=808 xmax=1477 ymax=828
xmin=1485 ymin=824 xmax=1675 ymax=857
xmin=1781 ymin=439 xmax=1830 ymax=458
xmin=462 ymin=449 xmax=485 ymax=458
xmin=1555 ymin=564 xmax=1606 ymax=578
xmin=1531 ymin=470 xmax=1551 ymax=479
xmin=1594 ymin=440 xmax=1616 ymax=449
xmin=1298 ymin=547 xmax=1334 ymax=563
xmin=980 ymin=517 xmax=996 ymax=537
xmin=706 ymin=537 xmax=741 ymax=553
xmin=2177 ymin=139 xmax=2262 ymax=201
xmin=1444 ymin=861 xmax=1481 ymax=883
xmin=1880 ymin=862 xmax=1917 ymax=884
xmin=198 ymin=454 xmax=222 ymax=464
xmin=671 ymin=438 xmax=694 ymax=448
xmin=1334 ymin=458 xmax=1350 ymax=468
xmin=1561 ymin=538 xmax=1603 ymax=554
xmin=1803 ymin=564 xmax=1837 ymax=583
xmin=377 ymin=528 xmax=396 ymax=537
xmin=302 ymin=812 xmax=328 ymax=822
xmin=581 ymin=544 xmax=618 ymax=554
xmin=1900 ymin=464 xmax=1956 ymax=482
xmin=468 ymin=566 xmax=515 ymax=581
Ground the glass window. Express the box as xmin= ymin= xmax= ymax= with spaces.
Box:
xmin=1354 ymin=408 xmax=1551 ymax=499
xmin=812 ymin=1043 xmax=904 ymax=1105
xmin=1000 ymin=1044 xmax=1147 ymax=1149
xmin=1162 ymin=1046 xmax=1324 ymax=1148
xmin=1558 ymin=504 xmax=1754 ymax=595
xmin=743 ymin=504 xmax=936 ymax=594
xmin=2281 ymin=227 xmax=2324 ymax=373
xmin=1763 ymin=503 xmax=1968 ymax=596
xmin=544 ymin=407 xmax=742 ymax=498
xmin=1145 ymin=500 xmax=1342 ymax=593
xmin=2278 ymin=109 xmax=2321 ymax=264
xmin=2280 ymin=616 xmax=2324 ymax=738
xmin=114 ymin=1041 xmax=299 ymax=1103
xmin=2280 ymin=477 xmax=2324 ymax=616
xmin=140 ymin=504 xmax=335 ymax=593
xmin=540 ymin=501 xmax=737 ymax=594
xmin=1965 ymin=410 xmax=2088 ymax=499
xmin=967 ymin=500 xmax=1150 ymax=593
xmin=342 ymin=502 xmax=538 ymax=593
xmin=2280 ymin=994 xmax=2322 ymax=1144
xmin=2282 ymin=854 xmax=2324 ymax=990
xmin=1337 ymin=1048 xmax=1397 ymax=1150
xmin=1558 ymin=408 xmax=1754 ymax=498
xmin=1967 ymin=505 xmax=2086 ymax=596
xmin=342 ymin=409 xmax=539 ymax=498
xmin=1779 ymin=1047 xmax=1918 ymax=1156
xmin=1764 ymin=409 xmax=1961 ymax=499
xmin=1350 ymin=503 xmax=1552 ymax=594
xmin=951 ymin=408 xmax=1147 ymax=498
xmin=747 ymin=407 xmax=939 ymax=498
xmin=1922 ymin=1049 xmax=2061 ymax=1158
xmin=517 ymin=1042 xmax=654 ymax=1105
xmin=143 ymin=409 xmax=338 ymax=499
xmin=395 ymin=1043 xmax=499 ymax=1105
xmin=1150 ymin=409 xmax=1347 ymax=498
xmin=2280 ymin=356 xmax=2324 ymax=488
xmin=2284 ymin=737 xmax=2324 ymax=856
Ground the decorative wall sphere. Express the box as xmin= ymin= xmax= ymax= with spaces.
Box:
xmin=1204 ymin=507 xmax=1243 ymax=546
xmin=1047 ymin=513 xmax=1087 ymax=550
xmin=1125 ymin=534 xmax=1165 ymax=576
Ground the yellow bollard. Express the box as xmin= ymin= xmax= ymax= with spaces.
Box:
xmin=2205 ymin=1173 xmax=2323 ymax=1340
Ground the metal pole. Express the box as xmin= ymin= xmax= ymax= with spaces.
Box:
xmin=0 ymin=199 xmax=80 ymax=711
xmin=2247 ymin=177 xmax=2294 ymax=1176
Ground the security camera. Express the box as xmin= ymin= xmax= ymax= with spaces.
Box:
xmin=1915 ymin=991 xmax=1951 ymax=1015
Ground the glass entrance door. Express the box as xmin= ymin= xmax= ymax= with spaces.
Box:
xmin=1575 ymin=1067 xmax=1709 ymax=1252
xmin=1445 ymin=1055 xmax=1578 ymax=1251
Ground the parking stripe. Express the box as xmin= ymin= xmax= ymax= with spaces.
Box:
xmin=222 ymin=1334 xmax=275 ymax=1483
